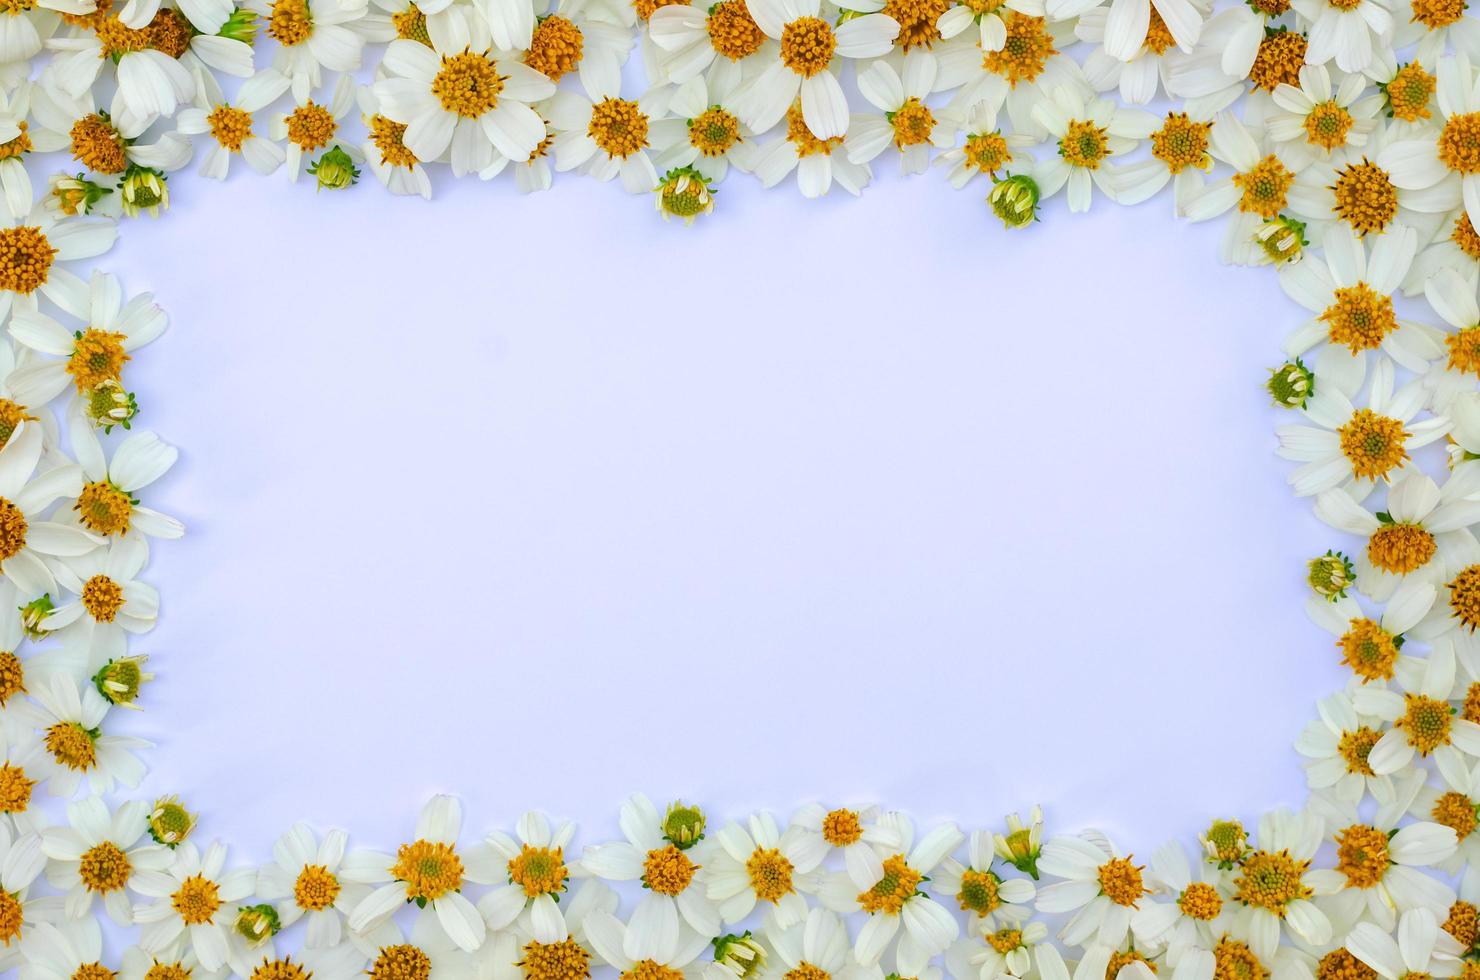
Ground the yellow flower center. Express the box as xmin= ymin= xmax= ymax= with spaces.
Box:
xmin=984 ymin=12 xmax=1055 ymax=85
xmin=1446 ymin=900 xmax=1480 ymax=950
xmin=524 ymin=16 xmax=583 ymax=81
xmin=987 ymin=928 xmax=1023 ymax=953
xmin=784 ymin=965 xmax=831 ymax=980
xmin=268 ymin=0 xmax=311 ymax=44
xmin=632 ymin=0 xmax=685 ymax=19
xmin=69 ymin=115 xmax=126 ymax=174
xmin=882 ymin=0 xmax=949 ymax=48
xmin=172 ymin=874 xmax=221 ymax=926
xmin=1434 ymin=793 xmax=1479 ymax=841
xmin=1338 ymin=618 xmax=1400 ymax=681
xmin=1338 ymin=726 xmax=1381 ymax=774
xmin=66 ymin=329 xmax=130 ymax=393
xmin=76 ymin=481 xmax=133 ymax=535
xmin=821 ymin=808 xmax=863 ymax=846
xmin=688 ymin=107 xmax=740 ymax=156
xmin=1096 ymin=856 xmax=1146 ymax=906
xmin=1321 ymin=282 xmax=1397 ymax=352
xmin=369 ymin=944 xmax=432 ymax=980
xmin=370 ymin=115 xmax=419 ymax=169
xmin=0 ymin=497 xmax=26 ymax=562
xmin=622 ymin=962 xmax=684 ymax=980
xmin=1333 ymin=159 xmax=1398 ymax=236
xmin=1319 ymin=950 xmax=1378 ymax=980
xmin=1389 ymin=63 xmax=1436 ymax=121
xmin=859 ymin=854 xmax=923 ymax=914
xmin=249 ymin=960 xmax=310 ymax=980
xmin=957 ymin=868 xmax=1002 ymax=916
xmin=963 ymin=131 xmax=1012 ymax=175
xmin=0 ymin=651 xmax=22 ymax=706
xmin=1142 ymin=3 xmax=1175 ymax=52
xmin=1178 ymin=881 xmax=1224 ymax=919
xmin=588 ymin=98 xmax=649 ymax=159
xmin=1338 ymin=408 xmax=1409 ymax=480
xmin=508 ymin=844 xmax=567 ymax=898
xmin=779 ymin=16 xmax=835 ymax=76
xmin=786 ymin=103 xmax=841 ymax=157
xmin=0 ymin=763 xmax=29 ymax=813
xmin=432 ymin=52 xmax=504 ymax=118
xmin=0 ymin=891 xmax=19 ymax=945
xmin=519 ymin=939 xmax=591 ymax=980
xmin=1106 ymin=951 xmax=1156 ymax=980
xmin=706 ymin=0 xmax=765 ymax=59
xmin=286 ymin=102 xmax=335 ymax=151
xmin=293 ymin=864 xmax=340 ymax=911
xmin=1305 ymin=102 xmax=1354 ymax=150
xmin=1411 ymin=0 xmax=1465 ymax=30
xmin=1233 ymin=154 xmax=1294 ymax=217
xmin=1452 ymin=564 xmax=1480 ymax=631
xmin=391 ymin=839 xmax=464 ymax=901
xmin=1214 ymin=939 xmax=1268 ymax=980
xmin=79 ymin=840 xmax=131 ymax=892
xmin=1399 ymin=694 xmax=1452 ymax=754
xmin=890 ymin=98 xmax=936 ymax=149
xmin=1249 ymin=31 xmax=1306 ymax=91
xmin=641 ymin=844 xmax=696 ymax=896
xmin=1059 ymin=119 xmax=1109 ymax=168
xmin=45 ymin=722 xmax=96 ymax=770
xmin=746 ymin=847 xmax=795 ymax=902
xmin=1447 ymin=325 xmax=1480 ymax=376
xmin=73 ymin=965 xmax=116 ymax=980
xmin=1440 ymin=113 xmax=1480 ymax=174
xmin=206 ymin=105 xmax=253 ymax=152
xmin=1369 ymin=524 xmax=1436 ymax=575
xmin=1152 ymin=112 xmax=1212 ymax=173
xmin=1233 ymin=849 xmax=1312 ymax=914
xmin=391 ymin=5 xmax=428 ymax=42
xmin=1335 ymin=824 xmax=1390 ymax=888
xmin=0 ymin=226 xmax=54 ymax=295
xmin=81 ymin=574 xmax=125 ymax=623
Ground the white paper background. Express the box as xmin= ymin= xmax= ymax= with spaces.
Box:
xmin=97 ymin=165 xmax=1336 ymax=861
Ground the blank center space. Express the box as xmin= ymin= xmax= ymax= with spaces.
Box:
xmin=107 ymin=172 xmax=1331 ymax=856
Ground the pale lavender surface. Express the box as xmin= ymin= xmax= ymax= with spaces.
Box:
xmin=98 ymin=165 xmax=1334 ymax=860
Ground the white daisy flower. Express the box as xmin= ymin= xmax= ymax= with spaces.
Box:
xmin=133 ymin=841 xmax=256 ymax=972
xmin=43 ymin=27 xmax=198 ymax=138
xmin=1036 ymin=833 xmax=1152 ymax=948
xmin=763 ymin=906 xmax=876 ymax=980
xmin=119 ymin=943 xmax=228 ymax=980
xmin=1075 ymin=0 xmax=1208 ymax=105
xmin=647 ymin=0 xmax=766 ymax=86
xmin=343 ymin=916 xmax=479 ymax=980
xmin=1296 ymin=687 xmax=1396 ymax=804
xmin=268 ymin=75 xmax=358 ymax=181
xmin=1031 ymin=85 xmax=1157 ymax=211
xmin=1378 ymin=55 xmax=1480 ymax=233
xmin=7 ymin=269 xmax=166 ymax=414
xmin=579 ymin=794 xmax=719 ymax=938
xmin=478 ymin=879 xmax=618 ymax=980
xmin=546 ymin=87 xmax=663 ymax=193
xmin=581 ymin=906 xmax=712 ymax=980
xmin=1354 ymin=637 xmax=1480 ymax=780
xmin=343 ymin=795 xmax=500 ymax=952
xmin=1314 ymin=472 xmax=1480 ymax=603
xmin=370 ymin=38 xmax=555 ymax=177
xmin=0 ymin=206 xmax=114 ymax=330
xmin=1221 ymin=808 xmax=1331 ymax=958
xmin=944 ymin=919 xmax=1058 ymax=980
xmin=705 ymin=811 xmax=827 ymax=930
xmin=647 ymin=72 xmax=758 ymax=183
xmin=1305 ymin=579 xmax=1436 ymax=687
xmin=65 ymin=414 xmax=183 ymax=542
xmin=1291 ymin=0 xmax=1391 ymax=72
xmin=241 ymin=0 xmax=369 ymax=101
xmin=253 ymin=822 xmax=368 ymax=949
xmin=0 ymin=823 xmax=54 ymax=968
xmin=1307 ymin=806 xmax=1458 ymax=932
xmin=41 ymin=537 xmax=157 ymax=670
xmin=934 ymin=100 xmax=1038 ymax=189
xmin=41 ymin=797 xmax=172 ymax=926
xmin=1111 ymin=105 xmax=1217 ymax=211
xmin=816 ymin=813 xmax=963 ymax=972
xmin=473 ymin=810 xmax=579 ymax=944
xmin=1127 ymin=840 xmax=1230 ymax=957
xmin=1402 ymin=764 xmax=1480 ymax=875
xmin=15 ymin=673 xmax=147 ymax=797
xmin=357 ymin=85 xmax=433 ymax=199
xmin=1346 ymin=907 xmax=1464 ymax=979
xmin=176 ymin=68 xmax=292 ymax=179
xmin=731 ymin=0 xmax=898 ymax=139
xmin=931 ymin=831 xmax=1036 ymax=930
xmin=1265 ymin=64 xmax=1380 ymax=169
xmin=749 ymin=101 xmax=873 ymax=196
xmin=846 ymin=53 xmax=953 ymax=173
xmin=1275 ymin=356 xmax=1450 ymax=497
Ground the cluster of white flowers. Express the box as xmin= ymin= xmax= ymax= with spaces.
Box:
xmin=0 ymin=0 xmax=1474 ymax=974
